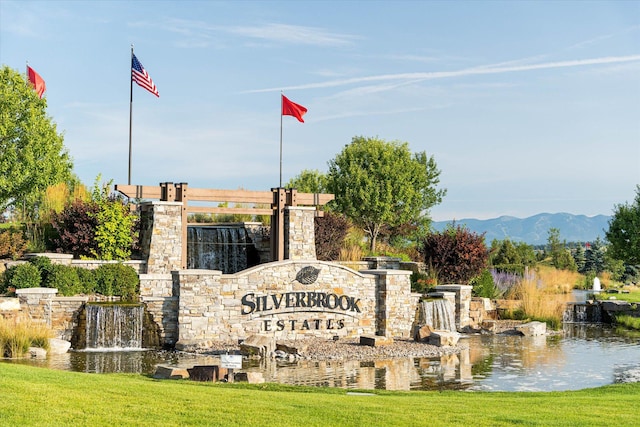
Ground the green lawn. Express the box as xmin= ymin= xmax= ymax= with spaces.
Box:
xmin=1 ymin=363 xmax=639 ymax=426
xmin=598 ymin=290 xmax=640 ymax=304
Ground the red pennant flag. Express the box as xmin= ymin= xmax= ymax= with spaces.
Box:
xmin=27 ymin=65 xmax=46 ymax=98
xmin=282 ymin=95 xmax=307 ymax=123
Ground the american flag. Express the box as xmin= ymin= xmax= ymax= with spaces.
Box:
xmin=131 ymin=54 xmax=159 ymax=97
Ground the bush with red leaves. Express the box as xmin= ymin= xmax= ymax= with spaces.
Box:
xmin=421 ymin=225 xmax=488 ymax=285
xmin=50 ymin=199 xmax=100 ymax=258
xmin=314 ymin=212 xmax=349 ymax=261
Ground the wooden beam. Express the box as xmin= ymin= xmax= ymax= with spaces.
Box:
xmin=187 ymin=206 xmax=274 ymax=216
xmin=114 ymin=184 xmax=162 ymax=200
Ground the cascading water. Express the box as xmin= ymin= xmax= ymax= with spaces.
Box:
xmin=187 ymin=226 xmax=252 ymax=274
xmin=563 ymin=302 xmax=602 ymax=323
xmin=85 ymin=304 xmax=144 ymax=350
xmin=418 ymin=299 xmax=457 ymax=332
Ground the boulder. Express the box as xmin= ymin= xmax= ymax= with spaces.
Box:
xmin=187 ymin=365 xmax=224 ymax=382
xmin=234 ymin=371 xmax=265 ymax=384
xmin=48 ymin=338 xmax=71 ymax=355
xmin=515 ymin=321 xmax=546 ymax=337
xmin=240 ymin=335 xmax=275 ymax=358
xmin=414 ymin=325 xmax=435 ymax=342
xmin=601 ymin=300 xmax=632 ymax=312
xmin=153 ymin=365 xmax=190 ymax=380
xmin=359 ymin=335 xmax=394 ymax=347
xmin=28 ymin=347 xmax=47 ymax=359
xmin=276 ymin=342 xmax=308 ymax=356
xmin=428 ymin=331 xmax=460 ymax=347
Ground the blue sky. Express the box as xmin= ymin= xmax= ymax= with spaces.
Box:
xmin=1 ymin=1 xmax=639 ymax=221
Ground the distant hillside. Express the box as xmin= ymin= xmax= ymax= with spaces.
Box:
xmin=431 ymin=213 xmax=611 ymax=246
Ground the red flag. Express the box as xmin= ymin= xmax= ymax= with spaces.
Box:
xmin=282 ymin=95 xmax=307 ymax=122
xmin=27 ymin=65 xmax=46 ymax=98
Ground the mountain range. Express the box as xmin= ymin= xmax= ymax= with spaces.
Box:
xmin=431 ymin=213 xmax=611 ymax=246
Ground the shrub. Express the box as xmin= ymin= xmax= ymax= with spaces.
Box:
xmin=50 ymin=199 xmax=100 ymax=258
xmin=471 ymin=269 xmax=500 ymax=298
xmin=314 ymin=212 xmax=349 ymax=261
xmin=490 ymin=269 xmax=523 ymax=296
xmin=27 ymin=256 xmax=53 ymax=285
xmin=0 ymin=228 xmax=27 ymax=260
xmin=94 ymin=263 xmax=139 ymax=302
xmin=3 ymin=263 xmax=41 ymax=291
xmin=75 ymin=267 xmax=97 ymax=294
xmin=492 ymin=264 xmax=526 ymax=276
xmin=411 ymin=272 xmax=436 ymax=294
xmin=90 ymin=178 xmax=136 ymax=261
xmin=421 ymin=224 xmax=488 ymax=284
xmin=43 ymin=264 xmax=82 ymax=296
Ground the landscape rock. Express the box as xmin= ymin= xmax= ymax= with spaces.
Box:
xmin=276 ymin=342 xmax=308 ymax=356
xmin=359 ymin=335 xmax=394 ymax=347
xmin=427 ymin=331 xmax=461 ymax=347
xmin=187 ymin=365 xmax=225 ymax=382
xmin=28 ymin=347 xmax=47 ymax=359
xmin=515 ymin=321 xmax=546 ymax=337
xmin=240 ymin=335 xmax=275 ymax=358
xmin=414 ymin=325 xmax=435 ymax=342
xmin=48 ymin=338 xmax=71 ymax=355
xmin=235 ymin=371 xmax=265 ymax=384
xmin=153 ymin=365 xmax=190 ymax=379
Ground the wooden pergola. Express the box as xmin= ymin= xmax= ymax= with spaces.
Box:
xmin=115 ymin=183 xmax=334 ymax=269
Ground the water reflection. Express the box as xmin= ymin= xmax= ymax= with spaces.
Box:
xmin=4 ymin=324 xmax=639 ymax=391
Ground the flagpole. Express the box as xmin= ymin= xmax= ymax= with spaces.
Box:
xmin=128 ymin=45 xmax=134 ymax=185
xmin=279 ymin=91 xmax=283 ymax=188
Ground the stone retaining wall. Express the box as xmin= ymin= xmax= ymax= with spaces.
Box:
xmin=171 ymin=260 xmax=414 ymax=348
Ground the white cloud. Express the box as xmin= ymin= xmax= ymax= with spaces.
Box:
xmin=246 ymin=55 xmax=640 ymax=93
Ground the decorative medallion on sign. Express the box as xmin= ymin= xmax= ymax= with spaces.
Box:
xmin=296 ymin=266 xmax=321 ymax=285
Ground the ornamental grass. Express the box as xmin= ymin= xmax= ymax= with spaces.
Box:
xmin=0 ymin=315 xmax=52 ymax=358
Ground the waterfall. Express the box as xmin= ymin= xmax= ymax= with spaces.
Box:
xmin=563 ymin=303 xmax=602 ymax=323
xmin=419 ymin=299 xmax=457 ymax=332
xmin=187 ymin=226 xmax=251 ymax=274
xmin=85 ymin=304 xmax=144 ymax=350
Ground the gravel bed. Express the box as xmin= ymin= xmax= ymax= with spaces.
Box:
xmin=198 ymin=337 xmax=466 ymax=361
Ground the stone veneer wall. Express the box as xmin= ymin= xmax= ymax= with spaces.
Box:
xmin=139 ymin=201 xmax=182 ymax=274
xmin=284 ymin=207 xmax=316 ymax=260
xmin=171 ymin=260 xmax=416 ymax=349
xmin=362 ymin=269 xmax=419 ymax=338
xmin=51 ymin=297 xmax=88 ymax=341
xmin=15 ymin=288 xmax=57 ymax=325
xmin=139 ymin=273 xmax=179 ymax=347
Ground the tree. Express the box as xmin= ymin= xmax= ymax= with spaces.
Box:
xmin=606 ymin=185 xmax=640 ymax=266
xmin=584 ymin=238 xmax=606 ymax=274
xmin=327 ymin=136 xmax=445 ymax=252
xmin=421 ymin=224 xmax=488 ymax=285
xmin=491 ymin=239 xmax=520 ymax=265
xmin=0 ymin=66 xmax=73 ymax=211
xmin=286 ymin=169 xmax=329 ymax=193
xmin=546 ymin=228 xmax=576 ymax=271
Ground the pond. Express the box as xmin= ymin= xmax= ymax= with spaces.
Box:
xmin=6 ymin=323 xmax=640 ymax=392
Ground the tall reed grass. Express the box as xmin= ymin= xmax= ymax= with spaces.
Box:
xmin=0 ymin=316 xmax=52 ymax=358
xmin=505 ymin=266 xmax=582 ymax=329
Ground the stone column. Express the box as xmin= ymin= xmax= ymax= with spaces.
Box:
xmin=284 ymin=206 xmax=317 ymax=260
xmin=15 ymin=287 xmax=58 ymax=327
xmin=364 ymin=269 xmax=417 ymax=338
xmin=139 ymin=201 xmax=183 ymax=274
xmin=435 ymin=284 xmax=473 ymax=331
